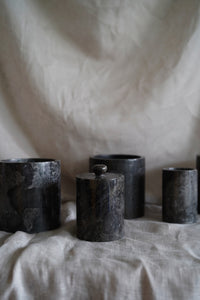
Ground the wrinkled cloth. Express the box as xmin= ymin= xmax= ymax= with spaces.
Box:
xmin=1 ymin=1 xmax=200 ymax=298
xmin=1 ymin=0 xmax=200 ymax=203
xmin=0 ymin=203 xmax=200 ymax=300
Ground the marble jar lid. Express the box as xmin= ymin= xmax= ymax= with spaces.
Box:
xmin=76 ymin=164 xmax=124 ymax=181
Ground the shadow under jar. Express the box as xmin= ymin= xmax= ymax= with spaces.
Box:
xmin=89 ymin=155 xmax=145 ymax=219
xmin=162 ymin=168 xmax=197 ymax=224
xmin=0 ymin=158 xmax=61 ymax=233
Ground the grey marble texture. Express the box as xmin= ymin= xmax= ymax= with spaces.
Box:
xmin=0 ymin=158 xmax=61 ymax=233
xmin=196 ymin=156 xmax=200 ymax=213
xmin=76 ymin=164 xmax=124 ymax=242
xmin=89 ymin=155 xmax=145 ymax=219
xmin=162 ymin=168 xmax=197 ymax=224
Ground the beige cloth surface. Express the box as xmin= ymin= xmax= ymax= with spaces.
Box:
xmin=0 ymin=1 xmax=200 ymax=299
xmin=0 ymin=203 xmax=200 ymax=300
xmin=1 ymin=0 xmax=200 ymax=203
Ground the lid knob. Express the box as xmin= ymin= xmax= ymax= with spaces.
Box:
xmin=92 ymin=164 xmax=107 ymax=176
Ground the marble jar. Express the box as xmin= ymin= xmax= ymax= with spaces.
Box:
xmin=76 ymin=164 xmax=124 ymax=242
xmin=162 ymin=168 xmax=197 ymax=224
xmin=0 ymin=158 xmax=61 ymax=233
xmin=196 ymin=155 xmax=200 ymax=213
xmin=89 ymin=155 xmax=145 ymax=219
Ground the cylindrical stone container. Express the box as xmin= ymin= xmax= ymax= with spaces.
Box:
xmin=196 ymin=156 xmax=200 ymax=213
xmin=76 ymin=164 xmax=124 ymax=242
xmin=89 ymin=155 xmax=145 ymax=219
xmin=0 ymin=158 xmax=61 ymax=233
xmin=162 ymin=168 xmax=197 ymax=224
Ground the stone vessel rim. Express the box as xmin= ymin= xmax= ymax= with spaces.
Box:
xmin=76 ymin=172 xmax=124 ymax=181
xmin=0 ymin=158 xmax=60 ymax=164
xmin=163 ymin=167 xmax=196 ymax=172
xmin=90 ymin=154 xmax=144 ymax=161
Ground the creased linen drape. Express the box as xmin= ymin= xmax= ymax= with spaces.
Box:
xmin=0 ymin=0 xmax=200 ymax=202
xmin=1 ymin=1 xmax=200 ymax=300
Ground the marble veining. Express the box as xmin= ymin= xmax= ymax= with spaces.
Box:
xmin=76 ymin=165 xmax=124 ymax=242
xmin=0 ymin=159 xmax=61 ymax=233
xmin=89 ymin=155 xmax=145 ymax=219
xmin=162 ymin=168 xmax=197 ymax=224
xmin=196 ymin=156 xmax=200 ymax=213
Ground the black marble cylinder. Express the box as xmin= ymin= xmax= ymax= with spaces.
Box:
xmin=162 ymin=168 xmax=197 ymax=224
xmin=89 ymin=155 xmax=145 ymax=219
xmin=196 ymin=156 xmax=200 ymax=213
xmin=76 ymin=164 xmax=124 ymax=242
xmin=0 ymin=158 xmax=61 ymax=233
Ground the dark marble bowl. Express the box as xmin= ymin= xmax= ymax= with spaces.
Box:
xmin=0 ymin=158 xmax=61 ymax=233
xmin=89 ymin=154 xmax=145 ymax=219
xmin=162 ymin=168 xmax=197 ymax=224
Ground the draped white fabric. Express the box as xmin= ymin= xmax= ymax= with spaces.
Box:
xmin=1 ymin=0 xmax=200 ymax=203
xmin=1 ymin=0 xmax=200 ymax=299
xmin=0 ymin=203 xmax=200 ymax=300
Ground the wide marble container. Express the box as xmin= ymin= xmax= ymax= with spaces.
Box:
xmin=0 ymin=158 xmax=61 ymax=233
xmin=90 ymin=155 xmax=145 ymax=219
xmin=76 ymin=164 xmax=124 ymax=242
xmin=162 ymin=168 xmax=197 ymax=224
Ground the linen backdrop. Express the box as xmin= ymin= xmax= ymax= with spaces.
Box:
xmin=1 ymin=1 xmax=200 ymax=300
xmin=0 ymin=0 xmax=200 ymax=203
